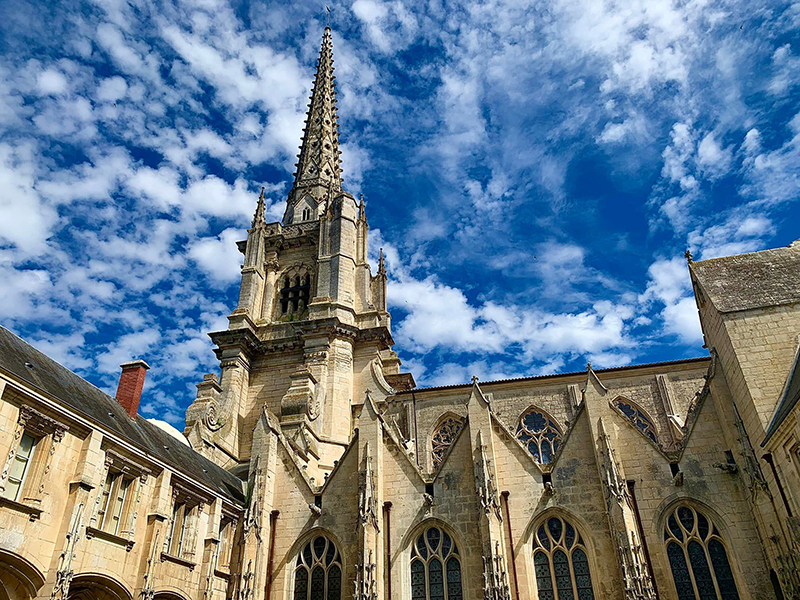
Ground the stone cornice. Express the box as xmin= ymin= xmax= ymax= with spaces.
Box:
xmin=209 ymin=327 xmax=261 ymax=358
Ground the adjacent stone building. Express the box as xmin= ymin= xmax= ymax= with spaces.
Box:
xmin=1 ymin=26 xmax=799 ymax=600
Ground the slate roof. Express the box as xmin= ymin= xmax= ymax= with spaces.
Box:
xmin=763 ymin=347 xmax=800 ymax=445
xmin=394 ymin=357 xmax=710 ymax=395
xmin=0 ymin=326 xmax=245 ymax=505
xmin=691 ymin=242 xmax=800 ymax=313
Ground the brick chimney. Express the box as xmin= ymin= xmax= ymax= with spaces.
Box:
xmin=115 ymin=360 xmax=150 ymax=418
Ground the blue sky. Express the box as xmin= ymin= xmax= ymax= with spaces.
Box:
xmin=1 ymin=0 xmax=799 ymax=426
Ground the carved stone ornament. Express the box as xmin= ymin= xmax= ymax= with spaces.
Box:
xmin=474 ymin=433 xmax=502 ymax=519
xmin=203 ymin=401 xmax=225 ymax=431
xmin=50 ymin=500 xmax=87 ymax=599
xmin=308 ymin=380 xmax=325 ymax=421
xmin=237 ymin=559 xmax=254 ymax=600
xmin=242 ymin=466 xmax=262 ymax=541
xmin=596 ymin=419 xmax=627 ymax=507
xmin=354 ymin=549 xmax=378 ymax=600
xmin=140 ymin=528 xmax=161 ymax=600
xmin=0 ymin=404 xmax=68 ymax=496
xmin=482 ymin=541 xmax=511 ymax=600
xmin=358 ymin=443 xmax=379 ymax=529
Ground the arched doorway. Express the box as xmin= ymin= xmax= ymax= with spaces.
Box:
xmin=67 ymin=574 xmax=131 ymax=600
xmin=0 ymin=550 xmax=45 ymax=600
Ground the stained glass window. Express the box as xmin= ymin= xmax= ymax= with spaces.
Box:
xmin=532 ymin=515 xmax=595 ymax=600
xmin=515 ymin=408 xmax=563 ymax=464
xmin=611 ymin=397 xmax=658 ymax=443
xmin=410 ymin=525 xmax=462 ymax=600
xmin=431 ymin=417 xmax=465 ymax=468
xmin=294 ymin=535 xmax=342 ymax=600
xmin=663 ymin=504 xmax=741 ymax=600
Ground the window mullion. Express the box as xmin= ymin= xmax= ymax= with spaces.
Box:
xmin=109 ymin=474 xmax=122 ymax=531
xmin=427 ymin=557 xmax=431 ymax=600
xmin=549 ymin=552 xmax=557 ymax=600
xmin=703 ymin=543 xmax=723 ymax=600
xmin=570 ymin=550 xmax=579 ymax=600
xmin=683 ymin=542 xmax=701 ymax=600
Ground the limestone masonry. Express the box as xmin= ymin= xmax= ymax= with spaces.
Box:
xmin=2 ymin=26 xmax=800 ymax=600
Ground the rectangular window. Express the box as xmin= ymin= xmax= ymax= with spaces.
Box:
xmin=166 ymin=501 xmax=189 ymax=556
xmin=218 ymin=518 xmax=233 ymax=571
xmin=98 ymin=472 xmax=133 ymax=535
xmin=3 ymin=433 xmax=37 ymax=501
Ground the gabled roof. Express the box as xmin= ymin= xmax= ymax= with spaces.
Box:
xmin=691 ymin=242 xmax=800 ymax=313
xmin=763 ymin=345 xmax=800 ymax=445
xmin=0 ymin=326 xmax=245 ymax=505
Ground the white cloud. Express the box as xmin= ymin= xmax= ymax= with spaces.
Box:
xmin=96 ymin=76 xmax=128 ymax=102
xmin=641 ymin=257 xmax=702 ymax=345
xmin=0 ymin=143 xmax=58 ymax=255
xmin=96 ymin=328 xmax=162 ymax=374
xmin=697 ymin=132 xmax=732 ymax=180
xmin=37 ymin=69 xmax=69 ymax=95
xmin=189 ymin=227 xmax=245 ymax=283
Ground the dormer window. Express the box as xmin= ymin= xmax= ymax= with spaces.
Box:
xmin=302 ymin=207 xmax=311 ymax=221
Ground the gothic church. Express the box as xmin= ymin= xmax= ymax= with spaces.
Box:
xmin=1 ymin=26 xmax=800 ymax=600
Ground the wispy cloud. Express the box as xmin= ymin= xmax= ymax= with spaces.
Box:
xmin=0 ymin=0 xmax=798 ymax=423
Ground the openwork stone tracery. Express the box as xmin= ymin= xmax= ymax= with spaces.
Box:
xmin=431 ymin=416 xmax=465 ymax=469
xmin=411 ymin=526 xmax=463 ymax=600
xmin=533 ymin=515 xmax=595 ymax=600
xmin=611 ymin=397 xmax=659 ymax=444
xmin=515 ymin=408 xmax=562 ymax=464
xmin=293 ymin=535 xmax=343 ymax=600
xmin=663 ymin=505 xmax=741 ymax=600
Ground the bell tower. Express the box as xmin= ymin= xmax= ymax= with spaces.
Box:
xmin=184 ymin=27 xmax=414 ymax=480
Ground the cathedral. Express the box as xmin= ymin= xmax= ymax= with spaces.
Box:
xmin=2 ymin=26 xmax=800 ymax=600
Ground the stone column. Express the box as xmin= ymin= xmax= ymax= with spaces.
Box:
xmin=260 ymin=255 xmax=280 ymax=321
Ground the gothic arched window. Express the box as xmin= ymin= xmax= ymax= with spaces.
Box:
xmin=612 ymin=397 xmax=658 ymax=443
xmin=293 ymin=535 xmax=342 ymax=600
xmin=533 ymin=515 xmax=595 ymax=600
xmin=664 ymin=505 xmax=740 ymax=600
xmin=515 ymin=408 xmax=563 ymax=463
xmin=410 ymin=525 xmax=463 ymax=600
xmin=431 ymin=417 xmax=464 ymax=469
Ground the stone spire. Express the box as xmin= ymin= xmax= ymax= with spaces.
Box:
xmin=252 ymin=186 xmax=266 ymax=228
xmin=291 ymin=27 xmax=342 ymax=199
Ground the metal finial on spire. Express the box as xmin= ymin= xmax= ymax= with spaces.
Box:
xmin=252 ymin=186 xmax=266 ymax=228
xmin=325 ymin=6 xmax=331 ymax=28
xmin=684 ymin=249 xmax=694 ymax=262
